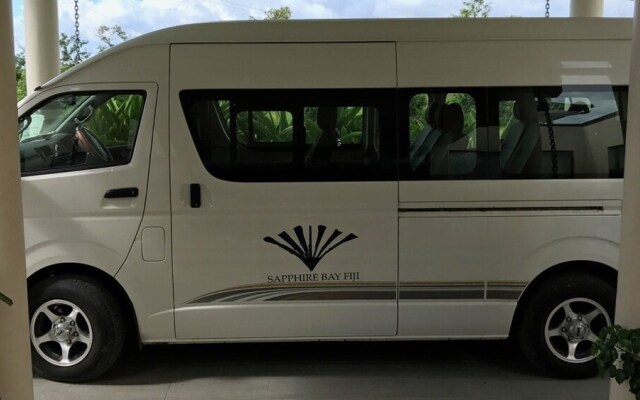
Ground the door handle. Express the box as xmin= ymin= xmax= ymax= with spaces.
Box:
xmin=104 ymin=187 xmax=139 ymax=199
xmin=190 ymin=183 xmax=201 ymax=208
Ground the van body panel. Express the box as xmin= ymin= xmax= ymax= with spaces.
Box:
xmin=397 ymin=40 xmax=631 ymax=88
xmin=45 ymin=46 xmax=168 ymax=87
xmin=170 ymin=43 xmax=397 ymax=89
xmin=399 ymin=302 xmax=516 ymax=338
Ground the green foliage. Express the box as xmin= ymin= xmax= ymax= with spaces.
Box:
xmin=336 ymin=107 xmax=363 ymax=144
xmin=304 ymin=107 xmax=364 ymax=145
xmin=237 ymin=110 xmax=293 ymax=143
xmin=96 ymin=25 xmax=129 ymax=52
xmin=593 ymin=325 xmax=640 ymax=399
xmin=59 ymin=33 xmax=91 ymax=73
xmin=455 ymin=0 xmax=491 ymax=18
xmin=408 ymin=93 xmax=476 ymax=148
xmin=85 ymin=95 xmax=143 ymax=146
xmin=251 ymin=6 xmax=292 ymax=20
xmin=265 ymin=6 xmax=292 ymax=20
xmin=15 ymin=51 xmax=26 ymax=101
xmin=223 ymin=104 xmax=364 ymax=145
xmin=409 ymin=94 xmax=429 ymax=142
xmin=499 ymin=100 xmax=515 ymax=139
xmin=0 ymin=292 xmax=12 ymax=306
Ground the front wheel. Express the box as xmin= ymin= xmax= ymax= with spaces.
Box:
xmin=29 ymin=276 xmax=125 ymax=382
xmin=516 ymin=273 xmax=615 ymax=379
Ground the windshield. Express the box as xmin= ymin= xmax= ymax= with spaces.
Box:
xmin=19 ymin=95 xmax=91 ymax=141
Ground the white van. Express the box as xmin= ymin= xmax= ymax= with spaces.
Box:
xmin=18 ymin=18 xmax=631 ymax=382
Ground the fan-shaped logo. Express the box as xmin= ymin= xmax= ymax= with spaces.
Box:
xmin=263 ymin=225 xmax=358 ymax=271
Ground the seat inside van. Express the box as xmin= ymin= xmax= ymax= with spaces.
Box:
xmin=500 ymin=95 xmax=542 ymax=176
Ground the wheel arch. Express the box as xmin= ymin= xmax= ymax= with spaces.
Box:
xmin=509 ymin=260 xmax=618 ymax=337
xmin=28 ymin=263 xmax=140 ymax=346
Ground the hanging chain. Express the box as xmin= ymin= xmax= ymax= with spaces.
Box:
xmin=545 ymin=0 xmax=550 ymax=18
xmin=540 ymin=99 xmax=558 ymax=177
xmin=74 ymin=0 xmax=81 ymax=64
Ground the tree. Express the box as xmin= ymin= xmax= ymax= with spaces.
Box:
xmin=455 ymin=0 xmax=491 ymax=18
xmin=15 ymin=51 xmax=26 ymax=101
xmin=265 ymin=6 xmax=291 ymax=20
xmin=59 ymin=33 xmax=91 ymax=72
xmin=251 ymin=6 xmax=292 ymax=20
xmin=96 ymin=25 xmax=129 ymax=51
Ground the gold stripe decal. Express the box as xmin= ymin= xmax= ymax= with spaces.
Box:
xmin=187 ymin=282 xmax=396 ymax=303
xmin=186 ymin=281 xmax=528 ymax=304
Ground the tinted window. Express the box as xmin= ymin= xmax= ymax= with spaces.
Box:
xmin=494 ymin=86 xmax=627 ymax=179
xmin=180 ymin=89 xmax=396 ymax=182
xmin=19 ymin=92 xmax=145 ymax=175
xmin=402 ymin=89 xmax=485 ymax=179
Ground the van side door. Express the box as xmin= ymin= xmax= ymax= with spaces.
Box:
xmin=170 ymin=43 xmax=398 ymax=339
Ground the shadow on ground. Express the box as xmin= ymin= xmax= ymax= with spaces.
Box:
xmin=90 ymin=340 xmax=532 ymax=384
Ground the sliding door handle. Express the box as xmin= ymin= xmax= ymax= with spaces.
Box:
xmin=104 ymin=187 xmax=139 ymax=199
xmin=190 ymin=183 xmax=201 ymax=208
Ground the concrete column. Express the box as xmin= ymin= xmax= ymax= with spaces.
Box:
xmin=610 ymin=1 xmax=640 ymax=399
xmin=0 ymin=1 xmax=35 ymax=400
xmin=570 ymin=0 xmax=604 ymax=17
xmin=25 ymin=0 xmax=60 ymax=94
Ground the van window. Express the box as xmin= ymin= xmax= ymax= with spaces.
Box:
xmin=19 ymin=92 xmax=145 ymax=175
xmin=305 ymin=106 xmax=365 ymax=145
xmin=495 ymin=86 xmax=627 ymax=179
xmin=237 ymin=110 xmax=293 ymax=144
xmin=180 ymin=89 xmax=396 ymax=182
xmin=405 ymin=90 xmax=482 ymax=179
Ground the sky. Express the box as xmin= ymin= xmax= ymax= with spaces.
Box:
xmin=10 ymin=0 xmax=637 ymax=53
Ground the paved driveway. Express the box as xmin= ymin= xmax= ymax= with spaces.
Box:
xmin=34 ymin=340 xmax=610 ymax=399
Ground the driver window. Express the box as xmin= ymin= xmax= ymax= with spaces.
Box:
xmin=19 ymin=91 xmax=145 ymax=175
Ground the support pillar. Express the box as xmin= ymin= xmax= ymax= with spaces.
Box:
xmin=25 ymin=0 xmax=59 ymax=94
xmin=0 ymin=1 xmax=35 ymax=399
xmin=610 ymin=0 xmax=640 ymax=399
xmin=570 ymin=0 xmax=604 ymax=17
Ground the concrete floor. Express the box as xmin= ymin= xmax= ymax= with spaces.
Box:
xmin=33 ymin=340 xmax=610 ymax=400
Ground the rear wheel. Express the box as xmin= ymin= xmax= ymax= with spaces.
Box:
xmin=29 ymin=276 xmax=125 ymax=382
xmin=516 ymin=273 xmax=614 ymax=378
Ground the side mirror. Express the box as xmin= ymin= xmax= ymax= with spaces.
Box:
xmin=568 ymin=102 xmax=590 ymax=114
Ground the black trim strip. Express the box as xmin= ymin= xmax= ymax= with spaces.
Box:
xmin=400 ymin=289 xmax=484 ymax=300
xmin=399 ymin=206 xmax=604 ymax=213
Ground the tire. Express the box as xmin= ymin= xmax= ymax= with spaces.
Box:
xmin=516 ymin=273 xmax=615 ymax=379
xmin=28 ymin=275 xmax=125 ymax=382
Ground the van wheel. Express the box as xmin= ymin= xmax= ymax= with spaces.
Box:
xmin=516 ymin=273 xmax=614 ymax=379
xmin=29 ymin=276 xmax=125 ymax=382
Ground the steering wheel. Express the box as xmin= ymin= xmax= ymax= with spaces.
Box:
xmin=75 ymin=126 xmax=112 ymax=162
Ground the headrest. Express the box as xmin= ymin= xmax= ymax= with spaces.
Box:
xmin=513 ymin=98 xmax=538 ymax=124
xmin=316 ymin=107 xmax=338 ymax=135
xmin=425 ymin=103 xmax=440 ymax=127
xmin=438 ymin=103 xmax=464 ymax=137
